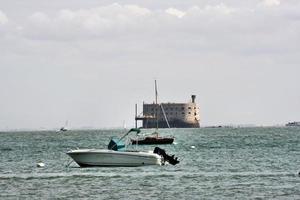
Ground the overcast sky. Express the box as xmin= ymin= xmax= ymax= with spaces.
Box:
xmin=1 ymin=0 xmax=300 ymax=130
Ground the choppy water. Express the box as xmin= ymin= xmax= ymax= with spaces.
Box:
xmin=0 ymin=127 xmax=300 ymax=199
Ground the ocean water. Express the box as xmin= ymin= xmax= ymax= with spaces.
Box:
xmin=0 ymin=127 xmax=299 ymax=199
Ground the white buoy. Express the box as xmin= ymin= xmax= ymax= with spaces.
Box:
xmin=190 ymin=145 xmax=195 ymax=149
xmin=37 ymin=162 xmax=45 ymax=168
xmin=173 ymin=142 xmax=178 ymax=145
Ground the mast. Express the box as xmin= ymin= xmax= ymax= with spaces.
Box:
xmin=155 ymin=80 xmax=158 ymax=130
xmin=135 ymin=104 xmax=138 ymax=129
xmin=155 ymin=80 xmax=158 ymax=105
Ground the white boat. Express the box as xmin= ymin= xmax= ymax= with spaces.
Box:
xmin=66 ymin=128 xmax=177 ymax=167
xmin=67 ymin=149 xmax=162 ymax=167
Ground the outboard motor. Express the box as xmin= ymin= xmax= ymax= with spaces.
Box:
xmin=153 ymin=147 xmax=179 ymax=165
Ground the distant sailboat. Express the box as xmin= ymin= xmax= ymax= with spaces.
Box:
xmin=57 ymin=120 xmax=69 ymax=132
xmin=131 ymin=80 xmax=174 ymax=145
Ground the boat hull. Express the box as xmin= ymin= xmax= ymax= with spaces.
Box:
xmin=143 ymin=119 xmax=200 ymax=128
xmin=67 ymin=149 xmax=162 ymax=167
xmin=131 ymin=137 xmax=174 ymax=145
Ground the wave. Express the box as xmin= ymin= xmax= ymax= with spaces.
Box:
xmin=0 ymin=171 xmax=296 ymax=181
xmin=0 ymin=147 xmax=13 ymax=151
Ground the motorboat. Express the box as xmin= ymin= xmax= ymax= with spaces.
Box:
xmin=67 ymin=149 xmax=162 ymax=167
xmin=66 ymin=128 xmax=179 ymax=167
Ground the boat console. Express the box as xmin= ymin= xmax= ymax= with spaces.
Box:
xmin=107 ymin=138 xmax=126 ymax=151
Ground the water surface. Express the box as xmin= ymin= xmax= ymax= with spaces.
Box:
xmin=0 ymin=127 xmax=299 ymax=199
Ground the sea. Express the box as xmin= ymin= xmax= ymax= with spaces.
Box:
xmin=0 ymin=127 xmax=299 ymax=199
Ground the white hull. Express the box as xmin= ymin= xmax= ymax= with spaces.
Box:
xmin=67 ymin=149 xmax=162 ymax=167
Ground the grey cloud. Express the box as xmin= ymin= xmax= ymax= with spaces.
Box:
xmin=1 ymin=1 xmax=300 ymax=129
xmin=0 ymin=10 xmax=8 ymax=25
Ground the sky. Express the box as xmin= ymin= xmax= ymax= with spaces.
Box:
xmin=1 ymin=0 xmax=300 ymax=130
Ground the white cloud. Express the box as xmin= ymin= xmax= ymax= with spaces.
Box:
xmin=123 ymin=4 xmax=151 ymax=16
xmin=29 ymin=12 xmax=50 ymax=23
xmin=14 ymin=3 xmax=242 ymax=41
xmin=1 ymin=2 xmax=300 ymax=129
xmin=261 ymin=0 xmax=281 ymax=7
xmin=1 ymin=3 xmax=300 ymax=53
xmin=204 ymin=3 xmax=236 ymax=15
xmin=22 ymin=3 xmax=153 ymax=40
xmin=0 ymin=2 xmax=299 ymax=55
xmin=0 ymin=10 xmax=8 ymax=25
xmin=165 ymin=8 xmax=185 ymax=18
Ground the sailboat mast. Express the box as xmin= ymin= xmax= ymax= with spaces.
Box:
xmin=155 ymin=80 xmax=158 ymax=105
xmin=155 ymin=80 xmax=158 ymax=130
xmin=135 ymin=104 xmax=138 ymax=129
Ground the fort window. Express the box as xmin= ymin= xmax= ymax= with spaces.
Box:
xmin=181 ymin=107 xmax=184 ymax=110
xmin=182 ymin=112 xmax=185 ymax=114
xmin=194 ymin=112 xmax=197 ymax=116
xmin=188 ymin=107 xmax=191 ymax=109
xmin=188 ymin=112 xmax=191 ymax=114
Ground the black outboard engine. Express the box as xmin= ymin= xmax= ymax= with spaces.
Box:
xmin=153 ymin=147 xmax=179 ymax=165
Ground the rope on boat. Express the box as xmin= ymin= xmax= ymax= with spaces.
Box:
xmin=65 ymin=159 xmax=74 ymax=168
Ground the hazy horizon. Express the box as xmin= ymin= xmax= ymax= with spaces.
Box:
xmin=1 ymin=0 xmax=300 ymax=130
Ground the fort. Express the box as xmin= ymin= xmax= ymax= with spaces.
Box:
xmin=136 ymin=95 xmax=200 ymax=128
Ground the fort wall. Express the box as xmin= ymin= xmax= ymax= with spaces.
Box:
xmin=142 ymin=95 xmax=200 ymax=128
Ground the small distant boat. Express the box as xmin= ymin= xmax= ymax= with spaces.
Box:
xmin=57 ymin=120 xmax=69 ymax=132
xmin=36 ymin=162 xmax=45 ymax=167
xmin=59 ymin=127 xmax=68 ymax=132
xmin=66 ymin=128 xmax=179 ymax=167
xmin=286 ymin=121 xmax=300 ymax=127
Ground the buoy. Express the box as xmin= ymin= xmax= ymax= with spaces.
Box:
xmin=190 ymin=145 xmax=195 ymax=149
xmin=37 ymin=162 xmax=45 ymax=168
xmin=173 ymin=142 xmax=178 ymax=145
